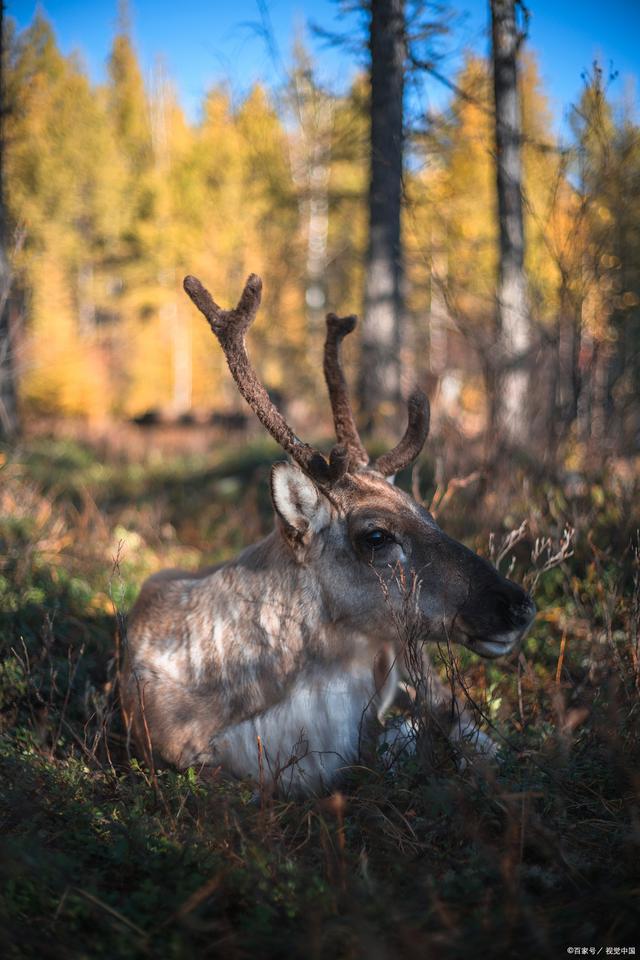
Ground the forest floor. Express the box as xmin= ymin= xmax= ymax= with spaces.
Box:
xmin=1 ymin=428 xmax=639 ymax=959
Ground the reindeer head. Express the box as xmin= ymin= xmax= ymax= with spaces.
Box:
xmin=184 ymin=274 xmax=536 ymax=659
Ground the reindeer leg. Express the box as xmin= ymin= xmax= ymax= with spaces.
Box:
xmin=398 ymin=649 xmax=498 ymax=768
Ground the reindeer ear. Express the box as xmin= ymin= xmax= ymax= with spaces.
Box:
xmin=270 ymin=462 xmax=330 ymax=536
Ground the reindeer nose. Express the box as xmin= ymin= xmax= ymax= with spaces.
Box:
xmin=490 ymin=582 xmax=536 ymax=630
xmin=463 ymin=583 xmax=536 ymax=659
xmin=511 ymin=594 xmax=537 ymax=630
xmin=465 ymin=597 xmax=536 ymax=658
xmin=507 ymin=584 xmax=536 ymax=632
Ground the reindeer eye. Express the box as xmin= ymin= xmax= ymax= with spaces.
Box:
xmin=361 ymin=529 xmax=393 ymax=552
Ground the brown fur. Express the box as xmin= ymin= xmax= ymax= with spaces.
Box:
xmin=122 ymin=468 xmax=535 ymax=791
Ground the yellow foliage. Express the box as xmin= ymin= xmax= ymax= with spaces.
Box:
xmin=24 ymin=255 xmax=111 ymax=418
xmin=6 ymin=18 xmax=638 ymax=429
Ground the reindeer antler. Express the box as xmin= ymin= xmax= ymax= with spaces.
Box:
xmin=183 ymin=274 xmax=348 ymax=485
xmin=373 ymin=391 xmax=430 ymax=477
xmin=324 ymin=311 xmax=429 ymax=477
xmin=184 ymin=272 xmax=428 ymax=484
xmin=323 ymin=313 xmax=370 ymax=470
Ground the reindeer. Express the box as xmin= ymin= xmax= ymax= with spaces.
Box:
xmin=121 ymin=273 xmax=536 ymax=797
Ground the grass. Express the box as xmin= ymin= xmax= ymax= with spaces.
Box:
xmin=1 ymin=431 xmax=639 ymax=958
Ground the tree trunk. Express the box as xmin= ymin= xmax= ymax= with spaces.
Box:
xmin=429 ymin=238 xmax=448 ymax=379
xmin=303 ymin=103 xmax=332 ymax=329
xmin=359 ymin=0 xmax=405 ymax=431
xmin=557 ymin=281 xmax=580 ymax=432
xmin=490 ymin=0 xmax=529 ymax=443
xmin=0 ymin=0 xmax=19 ymax=441
xmin=288 ymin=60 xmax=333 ymax=337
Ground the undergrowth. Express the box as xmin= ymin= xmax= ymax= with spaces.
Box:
xmin=1 ymin=434 xmax=639 ymax=958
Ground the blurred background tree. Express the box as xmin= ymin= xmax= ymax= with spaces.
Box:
xmin=0 ymin=1 xmax=20 ymax=440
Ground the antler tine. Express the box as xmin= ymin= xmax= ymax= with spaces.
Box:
xmin=373 ymin=390 xmax=430 ymax=478
xmin=184 ymin=273 xmax=332 ymax=483
xmin=324 ymin=313 xmax=369 ymax=469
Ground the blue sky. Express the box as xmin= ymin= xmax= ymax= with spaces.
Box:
xmin=7 ymin=0 xmax=640 ymax=135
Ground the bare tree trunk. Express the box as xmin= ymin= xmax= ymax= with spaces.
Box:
xmin=576 ymin=324 xmax=594 ymax=447
xmin=0 ymin=0 xmax=19 ymax=441
xmin=556 ymin=281 xmax=580 ymax=436
xmin=359 ymin=0 xmax=405 ymax=431
xmin=303 ymin=104 xmax=332 ymax=328
xmin=429 ymin=239 xmax=448 ymax=380
xmin=0 ymin=245 xmax=18 ymax=440
xmin=77 ymin=261 xmax=96 ymax=337
xmin=591 ymin=338 xmax=612 ymax=452
xmin=490 ymin=0 xmax=529 ymax=443
xmin=287 ymin=61 xmax=333 ymax=336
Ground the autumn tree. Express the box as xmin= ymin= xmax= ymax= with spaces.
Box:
xmin=5 ymin=15 xmax=122 ymax=416
xmin=567 ymin=67 xmax=640 ymax=453
xmin=0 ymin=0 xmax=18 ymax=439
